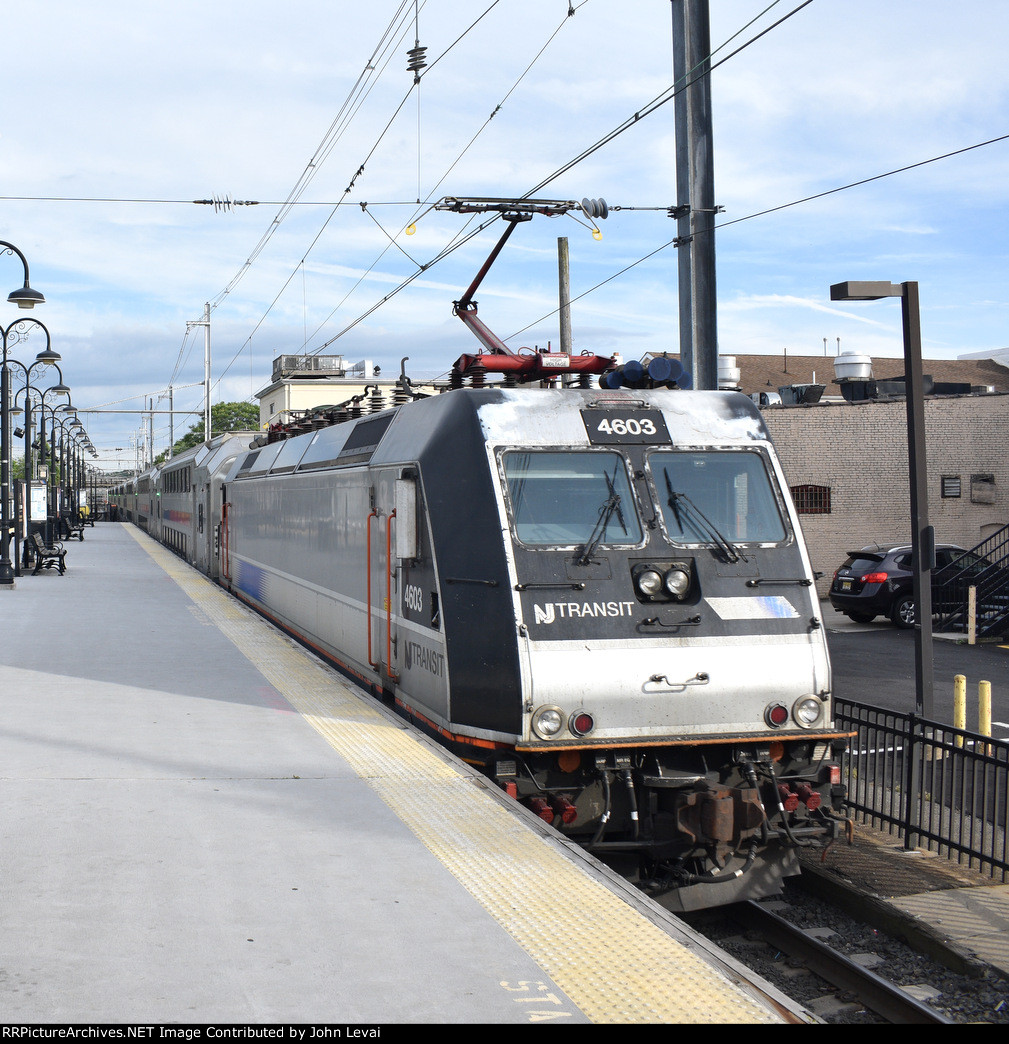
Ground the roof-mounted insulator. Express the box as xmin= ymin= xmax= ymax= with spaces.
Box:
xmin=407 ymin=44 xmax=427 ymax=82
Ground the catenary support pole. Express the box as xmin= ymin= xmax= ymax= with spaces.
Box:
xmin=671 ymin=0 xmax=718 ymax=390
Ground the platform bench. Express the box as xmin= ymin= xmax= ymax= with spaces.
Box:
xmin=31 ymin=532 xmax=67 ymax=575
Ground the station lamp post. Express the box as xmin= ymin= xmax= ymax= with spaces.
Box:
xmin=35 ymin=399 xmax=76 ymax=544
xmin=47 ymin=404 xmax=79 ymax=541
xmin=10 ymin=348 xmax=66 ymax=565
xmin=61 ymin=417 xmax=86 ymax=531
xmin=829 ymin=280 xmax=933 ymax=722
xmin=1 ymin=243 xmax=47 ymax=587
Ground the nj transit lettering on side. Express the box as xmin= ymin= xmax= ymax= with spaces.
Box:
xmin=533 ymin=600 xmax=636 ymax=625
xmin=403 ymin=640 xmax=446 ymax=677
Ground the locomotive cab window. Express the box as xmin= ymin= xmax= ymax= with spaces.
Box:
xmin=502 ymin=450 xmax=642 ymax=547
xmin=650 ymin=450 xmax=787 ymax=547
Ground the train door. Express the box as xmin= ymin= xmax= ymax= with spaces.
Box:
xmin=366 ymin=482 xmax=396 ymax=687
xmin=366 ymin=471 xmax=420 ymax=689
xmin=218 ymin=484 xmax=230 ymax=583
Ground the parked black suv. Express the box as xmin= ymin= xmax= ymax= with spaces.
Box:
xmin=828 ymin=542 xmax=996 ymax=628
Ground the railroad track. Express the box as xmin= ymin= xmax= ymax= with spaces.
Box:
xmin=720 ymin=900 xmax=956 ymax=1024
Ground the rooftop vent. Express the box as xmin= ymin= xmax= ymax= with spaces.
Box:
xmin=717 ymin=356 xmax=741 ymax=390
xmin=833 ymin=352 xmax=873 ymax=382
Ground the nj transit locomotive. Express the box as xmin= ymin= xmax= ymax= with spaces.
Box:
xmin=113 ymin=381 xmax=849 ymax=912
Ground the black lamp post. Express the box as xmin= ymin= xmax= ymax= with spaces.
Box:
xmin=829 ymin=281 xmax=933 ymax=721
xmin=36 ymin=399 xmax=75 ymax=545
xmin=1 ymin=243 xmax=47 ymax=588
xmin=50 ymin=404 xmax=78 ymax=541
xmin=59 ymin=416 xmax=85 ymax=534
xmin=10 ymin=351 xmax=66 ymax=564
xmin=71 ymin=427 xmax=92 ymax=527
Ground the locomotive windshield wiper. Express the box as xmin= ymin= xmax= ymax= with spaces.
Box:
xmin=575 ymin=468 xmax=626 ymax=566
xmin=663 ymin=471 xmax=746 ymax=563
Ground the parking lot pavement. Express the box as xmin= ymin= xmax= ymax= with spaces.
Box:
xmin=821 ymin=599 xmax=969 ymax=641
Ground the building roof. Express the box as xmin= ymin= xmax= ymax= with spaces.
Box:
xmin=721 ymin=353 xmax=1009 ymax=396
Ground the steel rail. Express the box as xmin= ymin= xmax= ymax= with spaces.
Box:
xmin=731 ymin=900 xmax=955 ymax=1025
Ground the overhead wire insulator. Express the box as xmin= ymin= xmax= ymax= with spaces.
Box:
xmin=580 ymin=197 xmax=609 ymax=220
xmin=406 ymin=44 xmax=427 ymax=82
xmin=580 ymin=197 xmax=608 ymax=239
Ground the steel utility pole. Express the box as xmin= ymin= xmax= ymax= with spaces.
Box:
xmin=187 ymin=303 xmax=211 ymax=440
xmin=671 ymin=0 xmax=718 ymax=390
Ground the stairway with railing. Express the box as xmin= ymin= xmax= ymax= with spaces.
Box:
xmin=934 ymin=523 xmax=1009 ymax=638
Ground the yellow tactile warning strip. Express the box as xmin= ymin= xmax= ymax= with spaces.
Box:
xmin=127 ymin=526 xmax=783 ymax=1024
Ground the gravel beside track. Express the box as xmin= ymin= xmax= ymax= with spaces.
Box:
xmin=687 ymin=823 xmax=1009 ymax=1024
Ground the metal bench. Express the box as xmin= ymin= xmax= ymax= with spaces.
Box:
xmin=31 ymin=531 xmax=67 ymax=575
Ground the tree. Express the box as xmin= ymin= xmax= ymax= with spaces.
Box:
xmin=156 ymin=401 xmax=260 ymax=464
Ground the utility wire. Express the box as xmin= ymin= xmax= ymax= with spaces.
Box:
xmin=508 ymin=131 xmax=1009 ymax=338
xmin=295 ymin=1 xmax=816 ymax=356
xmin=522 ymin=0 xmax=814 ymax=200
xmin=209 ymin=0 xmax=422 ymax=311
xmin=297 ymin=2 xmax=586 ymax=358
xmin=215 ymin=0 xmax=582 ymax=385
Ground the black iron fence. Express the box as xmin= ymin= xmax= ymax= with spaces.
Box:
xmin=836 ymin=696 xmax=1009 ymax=880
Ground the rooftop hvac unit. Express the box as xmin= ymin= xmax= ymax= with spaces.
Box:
xmin=778 ymin=384 xmax=825 ymax=405
xmin=272 ymin=354 xmax=347 ymax=380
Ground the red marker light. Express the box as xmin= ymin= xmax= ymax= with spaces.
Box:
xmin=765 ymin=704 xmax=789 ymax=728
xmin=570 ymin=712 xmax=595 ymax=736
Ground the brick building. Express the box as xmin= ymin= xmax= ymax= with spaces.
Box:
xmin=721 ymin=353 xmax=1009 ymax=596
xmin=762 ymin=393 xmax=1009 ymax=595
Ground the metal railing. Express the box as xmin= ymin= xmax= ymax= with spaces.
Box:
xmin=836 ymin=696 xmax=1009 ymax=880
xmin=934 ymin=523 xmax=1009 ymax=638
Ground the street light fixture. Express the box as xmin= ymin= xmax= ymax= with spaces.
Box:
xmin=829 ymin=280 xmax=933 ymax=721
xmin=1 ymin=245 xmax=47 ymax=588
xmin=3 ymin=242 xmax=45 ymax=311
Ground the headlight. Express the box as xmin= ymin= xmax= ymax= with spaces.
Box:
xmin=792 ymin=695 xmax=825 ymax=729
xmin=635 ymin=568 xmax=664 ymax=597
xmin=531 ymin=706 xmax=566 ymax=740
xmin=664 ymin=567 xmax=690 ymax=599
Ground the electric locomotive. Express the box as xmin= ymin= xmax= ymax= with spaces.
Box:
xmin=215 ymin=381 xmax=847 ymax=912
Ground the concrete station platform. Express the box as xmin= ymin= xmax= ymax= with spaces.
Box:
xmin=0 ymin=523 xmax=804 ymax=1026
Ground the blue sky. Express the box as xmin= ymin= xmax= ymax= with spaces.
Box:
xmin=3 ymin=0 xmax=1009 ymax=468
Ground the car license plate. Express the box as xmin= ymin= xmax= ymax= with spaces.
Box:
xmin=841 ymin=580 xmax=852 ymax=591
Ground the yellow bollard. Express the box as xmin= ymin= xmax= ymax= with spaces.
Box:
xmin=954 ymin=674 xmax=966 ymax=747
xmin=980 ymin=680 xmax=992 ymax=755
